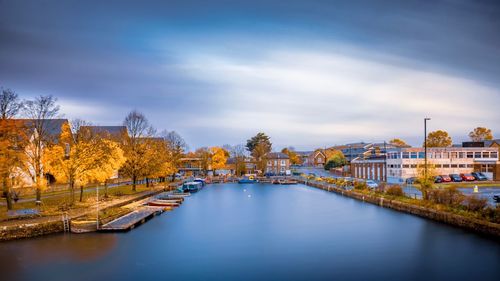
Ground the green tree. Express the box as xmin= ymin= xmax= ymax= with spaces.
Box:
xmin=468 ymin=127 xmax=493 ymax=142
xmin=425 ymin=130 xmax=452 ymax=147
xmin=246 ymin=132 xmax=272 ymax=153
xmin=246 ymin=133 xmax=272 ymax=173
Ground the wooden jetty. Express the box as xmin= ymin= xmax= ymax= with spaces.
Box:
xmin=100 ymin=206 xmax=164 ymax=231
xmin=148 ymin=199 xmax=180 ymax=207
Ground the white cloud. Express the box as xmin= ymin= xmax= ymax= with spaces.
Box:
xmin=174 ymin=46 xmax=500 ymax=148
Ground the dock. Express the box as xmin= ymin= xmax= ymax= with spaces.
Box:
xmin=100 ymin=206 xmax=164 ymax=231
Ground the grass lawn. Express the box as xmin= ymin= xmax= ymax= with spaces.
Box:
xmin=0 ymin=184 xmax=155 ymax=221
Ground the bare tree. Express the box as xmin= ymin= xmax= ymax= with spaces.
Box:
xmin=230 ymin=144 xmax=247 ymax=176
xmin=0 ymin=87 xmax=22 ymax=119
xmin=22 ymin=95 xmax=60 ymax=202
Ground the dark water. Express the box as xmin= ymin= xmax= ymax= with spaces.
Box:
xmin=1 ymin=184 xmax=499 ymax=281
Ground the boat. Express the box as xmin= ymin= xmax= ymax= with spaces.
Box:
xmin=194 ymin=178 xmax=206 ymax=186
xmin=238 ymin=175 xmax=258 ymax=184
xmin=178 ymin=181 xmax=202 ymax=193
xmin=272 ymin=179 xmax=298 ymax=185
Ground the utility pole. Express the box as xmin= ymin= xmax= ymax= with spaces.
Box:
xmin=424 ymin=118 xmax=431 ymax=181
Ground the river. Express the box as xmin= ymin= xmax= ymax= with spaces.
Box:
xmin=1 ymin=183 xmax=499 ymax=281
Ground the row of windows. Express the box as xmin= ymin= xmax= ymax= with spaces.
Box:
xmin=268 ymin=160 xmax=287 ymax=166
xmin=388 ymin=164 xmax=474 ymax=169
xmin=387 ymin=151 xmax=498 ymax=159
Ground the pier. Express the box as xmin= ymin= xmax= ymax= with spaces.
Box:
xmin=100 ymin=206 xmax=165 ymax=231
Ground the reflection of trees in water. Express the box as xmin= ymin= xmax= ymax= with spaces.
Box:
xmin=0 ymin=233 xmax=118 ymax=273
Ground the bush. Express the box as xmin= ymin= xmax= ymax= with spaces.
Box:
xmin=481 ymin=205 xmax=500 ymax=224
xmin=385 ymin=185 xmax=404 ymax=197
xmin=463 ymin=195 xmax=488 ymax=212
xmin=427 ymin=186 xmax=464 ymax=207
xmin=354 ymin=181 xmax=367 ymax=190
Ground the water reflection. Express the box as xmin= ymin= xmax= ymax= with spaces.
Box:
xmin=1 ymin=184 xmax=499 ymax=281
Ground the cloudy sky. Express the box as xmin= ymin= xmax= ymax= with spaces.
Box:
xmin=1 ymin=0 xmax=499 ymax=150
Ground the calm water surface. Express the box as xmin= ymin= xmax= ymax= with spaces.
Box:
xmin=1 ymin=184 xmax=499 ymax=281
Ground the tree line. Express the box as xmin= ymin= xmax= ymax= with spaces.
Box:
xmin=1 ymin=88 xmax=191 ymax=209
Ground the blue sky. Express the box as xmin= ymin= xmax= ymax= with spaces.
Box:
xmin=1 ymin=0 xmax=499 ymax=150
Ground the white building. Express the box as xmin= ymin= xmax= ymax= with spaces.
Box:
xmin=386 ymin=147 xmax=499 ymax=183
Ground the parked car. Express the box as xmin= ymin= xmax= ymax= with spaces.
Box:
xmin=365 ymin=180 xmax=379 ymax=189
xmin=439 ymin=175 xmax=452 ymax=182
xmin=434 ymin=176 xmax=443 ymax=183
xmin=460 ymin=173 xmax=475 ymax=181
xmin=471 ymin=172 xmax=488 ymax=181
xmin=405 ymin=177 xmax=419 ymax=184
xmin=449 ymin=174 xmax=463 ymax=182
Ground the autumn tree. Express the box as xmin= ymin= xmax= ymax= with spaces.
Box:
xmin=195 ymin=147 xmax=212 ymax=175
xmin=246 ymin=133 xmax=272 ymax=173
xmin=120 ymin=110 xmax=156 ymax=191
xmin=469 ymin=127 xmax=493 ymax=142
xmin=0 ymin=88 xmax=26 ymax=209
xmin=210 ymin=147 xmax=228 ymax=175
xmin=281 ymin=147 xmax=301 ymax=165
xmin=415 ymin=163 xmax=438 ymax=200
xmin=161 ymin=130 xmax=187 ymax=181
xmin=22 ymin=95 xmax=60 ymax=202
xmin=389 ymin=138 xmax=408 ymax=147
xmin=425 ymin=130 xmax=452 ymax=147
xmin=44 ymin=120 xmax=126 ymax=204
xmin=324 ymin=150 xmax=347 ymax=170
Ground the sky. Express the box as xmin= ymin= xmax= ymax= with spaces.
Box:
xmin=1 ymin=0 xmax=499 ymax=150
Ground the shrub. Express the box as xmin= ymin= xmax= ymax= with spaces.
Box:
xmin=427 ymin=186 xmax=464 ymax=207
xmin=354 ymin=181 xmax=367 ymax=190
xmin=385 ymin=184 xmax=404 ymax=197
xmin=481 ymin=205 xmax=500 ymax=224
xmin=463 ymin=195 xmax=488 ymax=212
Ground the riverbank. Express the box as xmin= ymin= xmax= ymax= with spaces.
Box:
xmin=298 ymin=178 xmax=500 ymax=237
xmin=0 ymin=184 xmax=178 ymax=241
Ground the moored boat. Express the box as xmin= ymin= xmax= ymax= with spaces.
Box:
xmin=238 ymin=175 xmax=258 ymax=184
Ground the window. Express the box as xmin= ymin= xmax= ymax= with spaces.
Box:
xmin=403 ymin=164 xmax=410 ymax=168
xmin=434 ymin=164 xmax=442 ymax=168
xmin=442 ymin=152 xmax=449 ymax=159
xmin=491 ymin=152 xmax=498 ymax=159
xmin=458 ymin=152 xmax=465 ymax=158
xmin=467 ymin=152 xmax=474 ymax=158
xmin=482 ymin=152 xmax=489 ymax=158
xmin=474 ymin=152 xmax=481 ymax=158
xmin=402 ymin=152 xmax=410 ymax=159
xmin=281 ymin=160 xmax=285 ymax=166
xmin=466 ymin=164 xmax=473 ymax=168
xmin=459 ymin=164 xmax=465 ymax=168
xmin=451 ymin=152 xmax=458 ymax=158
xmin=410 ymin=164 xmax=417 ymax=168
xmin=435 ymin=153 xmax=442 ymax=159
xmin=443 ymin=164 xmax=450 ymax=168
xmin=418 ymin=152 xmax=425 ymax=158
xmin=274 ymin=160 xmax=277 ymax=165
xmin=410 ymin=152 xmax=417 ymax=159
xmin=451 ymin=164 xmax=457 ymax=168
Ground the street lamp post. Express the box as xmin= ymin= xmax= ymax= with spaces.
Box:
xmin=424 ymin=118 xmax=431 ymax=180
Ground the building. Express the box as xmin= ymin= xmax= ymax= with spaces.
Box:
xmin=295 ymin=151 xmax=313 ymax=166
xmin=351 ymin=155 xmax=387 ymax=181
xmin=307 ymin=149 xmax=328 ymax=167
xmin=352 ymin=146 xmax=500 ymax=183
xmin=266 ymin=152 xmax=290 ymax=175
